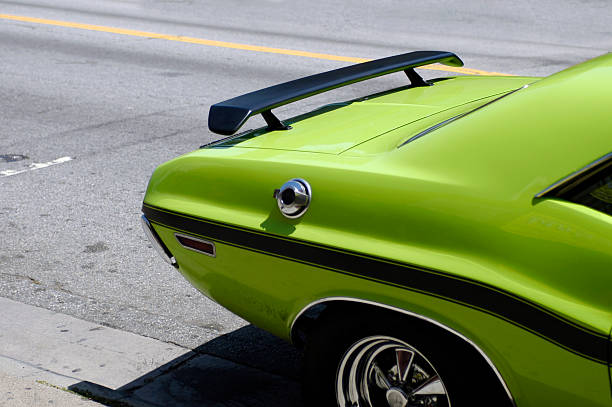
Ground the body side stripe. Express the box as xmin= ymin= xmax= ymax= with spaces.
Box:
xmin=142 ymin=203 xmax=609 ymax=363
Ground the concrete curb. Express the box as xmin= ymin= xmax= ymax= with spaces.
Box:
xmin=0 ymin=296 xmax=188 ymax=406
xmin=0 ymin=297 xmax=303 ymax=406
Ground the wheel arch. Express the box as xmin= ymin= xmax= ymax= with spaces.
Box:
xmin=290 ymin=296 xmax=516 ymax=406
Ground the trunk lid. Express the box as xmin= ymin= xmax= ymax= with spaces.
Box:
xmin=209 ymin=76 xmax=535 ymax=154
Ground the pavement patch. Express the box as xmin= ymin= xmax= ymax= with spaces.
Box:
xmin=83 ymin=242 xmax=109 ymax=254
xmin=0 ymin=155 xmax=28 ymax=163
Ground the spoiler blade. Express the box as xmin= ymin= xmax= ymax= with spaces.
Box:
xmin=208 ymin=50 xmax=463 ymax=135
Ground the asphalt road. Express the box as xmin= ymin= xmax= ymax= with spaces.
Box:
xmin=1 ymin=0 xmax=611 ymax=404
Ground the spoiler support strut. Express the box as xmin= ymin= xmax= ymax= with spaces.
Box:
xmin=405 ymin=68 xmax=432 ymax=87
xmin=261 ymin=109 xmax=292 ymax=132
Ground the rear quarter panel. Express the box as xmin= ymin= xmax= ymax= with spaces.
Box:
xmin=144 ymin=60 xmax=612 ymax=405
xmin=144 ymin=144 xmax=612 ymax=406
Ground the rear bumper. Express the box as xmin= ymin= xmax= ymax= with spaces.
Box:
xmin=141 ymin=214 xmax=177 ymax=268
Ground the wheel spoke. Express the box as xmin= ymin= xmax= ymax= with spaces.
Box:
xmin=372 ymin=362 xmax=392 ymax=390
xmin=395 ymin=349 xmax=414 ymax=383
xmin=410 ymin=376 xmax=447 ymax=396
xmin=336 ymin=336 xmax=450 ymax=407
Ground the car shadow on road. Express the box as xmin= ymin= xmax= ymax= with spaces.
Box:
xmin=68 ymin=325 xmax=305 ymax=407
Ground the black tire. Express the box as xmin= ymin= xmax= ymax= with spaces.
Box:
xmin=302 ymin=305 xmax=512 ymax=407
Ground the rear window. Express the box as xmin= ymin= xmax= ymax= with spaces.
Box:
xmin=563 ymin=170 xmax=612 ymax=215
xmin=536 ymin=153 xmax=612 ymax=216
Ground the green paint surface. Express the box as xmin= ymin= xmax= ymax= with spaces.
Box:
xmin=144 ymin=55 xmax=612 ymax=405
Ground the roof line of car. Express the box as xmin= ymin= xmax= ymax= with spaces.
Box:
xmin=535 ymin=152 xmax=612 ymax=199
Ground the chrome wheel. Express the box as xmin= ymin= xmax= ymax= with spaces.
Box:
xmin=336 ymin=336 xmax=450 ymax=407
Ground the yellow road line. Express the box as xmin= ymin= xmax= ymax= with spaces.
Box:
xmin=0 ymin=13 xmax=512 ymax=76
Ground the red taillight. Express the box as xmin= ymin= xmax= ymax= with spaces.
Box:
xmin=175 ymin=234 xmax=216 ymax=257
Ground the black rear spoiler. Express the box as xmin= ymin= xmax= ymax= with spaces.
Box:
xmin=208 ymin=50 xmax=463 ymax=135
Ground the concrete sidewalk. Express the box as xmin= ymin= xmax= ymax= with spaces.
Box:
xmin=0 ymin=296 xmax=189 ymax=406
xmin=0 ymin=372 xmax=102 ymax=406
xmin=0 ymin=297 xmax=303 ymax=406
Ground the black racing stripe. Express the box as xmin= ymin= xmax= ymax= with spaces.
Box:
xmin=143 ymin=204 xmax=609 ymax=364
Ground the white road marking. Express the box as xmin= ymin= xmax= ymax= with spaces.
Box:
xmin=0 ymin=156 xmax=73 ymax=177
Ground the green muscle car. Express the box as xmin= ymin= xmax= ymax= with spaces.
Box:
xmin=141 ymin=51 xmax=612 ymax=407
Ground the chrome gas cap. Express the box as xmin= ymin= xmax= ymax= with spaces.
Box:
xmin=274 ymin=178 xmax=311 ymax=218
